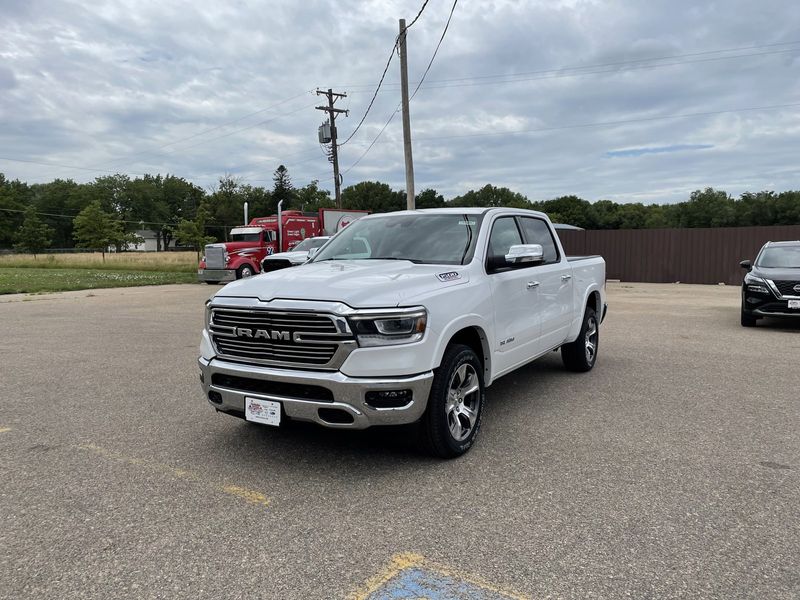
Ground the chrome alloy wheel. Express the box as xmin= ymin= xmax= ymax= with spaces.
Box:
xmin=585 ymin=315 xmax=598 ymax=364
xmin=445 ymin=363 xmax=481 ymax=442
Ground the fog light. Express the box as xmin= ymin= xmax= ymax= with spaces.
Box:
xmin=365 ymin=389 xmax=412 ymax=409
xmin=208 ymin=391 xmax=222 ymax=404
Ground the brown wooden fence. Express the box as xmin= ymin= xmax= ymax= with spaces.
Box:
xmin=558 ymin=225 xmax=800 ymax=285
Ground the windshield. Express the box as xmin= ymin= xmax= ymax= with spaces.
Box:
xmin=311 ymin=213 xmax=484 ymax=265
xmin=230 ymin=233 xmax=261 ymax=243
xmin=757 ymin=246 xmax=800 ymax=268
xmin=293 ymin=237 xmax=328 ymax=252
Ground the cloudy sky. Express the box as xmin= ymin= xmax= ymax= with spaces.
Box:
xmin=1 ymin=0 xmax=799 ymax=204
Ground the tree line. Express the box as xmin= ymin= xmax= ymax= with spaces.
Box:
xmin=2 ymin=166 xmax=798 ymax=255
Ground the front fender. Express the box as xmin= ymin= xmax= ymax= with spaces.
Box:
xmin=430 ymin=314 xmax=495 ymax=386
xmin=226 ymin=255 xmax=258 ymax=273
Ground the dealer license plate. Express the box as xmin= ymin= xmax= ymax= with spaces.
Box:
xmin=245 ymin=397 xmax=281 ymax=426
xmin=788 ymin=299 xmax=800 ymax=309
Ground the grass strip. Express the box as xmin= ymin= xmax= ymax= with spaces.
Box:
xmin=0 ymin=268 xmax=198 ymax=294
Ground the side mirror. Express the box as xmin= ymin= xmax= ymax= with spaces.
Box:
xmin=505 ymin=244 xmax=544 ymax=265
xmin=307 ymin=247 xmax=320 ymax=260
xmin=739 ymin=260 xmax=752 ymax=271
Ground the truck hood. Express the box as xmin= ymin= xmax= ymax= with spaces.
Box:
xmin=215 ymin=260 xmax=470 ymax=307
xmin=262 ymin=250 xmax=308 ymax=265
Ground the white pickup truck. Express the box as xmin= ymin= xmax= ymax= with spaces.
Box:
xmin=199 ymin=208 xmax=606 ymax=457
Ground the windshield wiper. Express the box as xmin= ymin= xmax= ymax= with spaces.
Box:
xmin=367 ymin=257 xmax=424 ymax=264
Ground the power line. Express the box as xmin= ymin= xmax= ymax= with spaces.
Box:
xmin=411 ymin=48 xmax=800 ymax=92
xmin=0 ymin=156 xmax=147 ymax=177
xmin=0 ymin=207 xmax=240 ymax=229
xmin=410 ymin=102 xmax=800 ymax=142
xmin=338 ymin=0 xmax=431 ymax=146
xmin=411 ymin=0 xmax=458 ymax=99
xmin=94 ymin=90 xmax=314 ymax=169
xmin=337 ymin=40 xmax=800 ymax=90
xmin=341 ymin=0 xmax=459 ymax=174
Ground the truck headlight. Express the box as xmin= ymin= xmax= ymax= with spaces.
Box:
xmin=205 ymin=300 xmax=213 ymax=330
xmin=744 ymin=273 xmax=770 ymax=294
xmin=348 ymin=308 xmax=427 ymax=347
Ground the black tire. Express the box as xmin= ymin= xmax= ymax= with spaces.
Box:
xmin=741 ymin=308 xmax=757 ymax=327
xmin=420 ymin=344 xmax=485 ymax=459
xmin=561 ymin=306 xmax=599 ymax=372
xmin=237 ymin=264 xmax=255 ymax=279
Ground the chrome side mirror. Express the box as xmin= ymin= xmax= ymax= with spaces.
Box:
xmin=307 ymin=247 xmax=320 ymax=259
xmin=505 ymin=244 xmax=544 ymax=264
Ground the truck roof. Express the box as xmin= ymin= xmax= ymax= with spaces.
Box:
xmin=364 ymin=207 xmax=551 ymax=219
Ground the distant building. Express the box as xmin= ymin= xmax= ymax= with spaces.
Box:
xmin=130 ymin=229 xmax=176 ymax=252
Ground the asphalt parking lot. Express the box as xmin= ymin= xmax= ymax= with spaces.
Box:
xmin=1 ymin=282 xmax=798 ymax=599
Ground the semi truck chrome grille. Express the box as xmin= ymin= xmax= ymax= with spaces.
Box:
xmin=209 ymin=308 xmax=352 ymax=368
xmin=205 ymin=246 xmax=226 ymax=269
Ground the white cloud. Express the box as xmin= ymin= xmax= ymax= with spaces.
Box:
xmin=1 ymin=0 xmax=799 ymax=203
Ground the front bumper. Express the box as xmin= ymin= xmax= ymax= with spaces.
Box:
xmin=742 ymin=289 xmax=800 ymax=319
xmin=198 ymin=268 xmax=236 ymax=283
xmin=198 ymin=357 xmax=433 ymax=429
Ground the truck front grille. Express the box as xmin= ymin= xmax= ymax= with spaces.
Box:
xmin=772 ymin=280 xmax=800 ymax=297
xmin=209 ymin=308 xmax=352 ymax=369
xmin=205 ymin=245 xmax=226 ymax=269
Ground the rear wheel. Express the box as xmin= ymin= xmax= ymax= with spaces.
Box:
xmin=237 ymin=264 xmax=255 ymax=279
xmin=561 ymin=307 xmax=599 ymax=372
xmin=420 ymin=344 xmax=485 ymax=458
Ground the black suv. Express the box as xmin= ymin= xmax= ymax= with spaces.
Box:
xmin=740 ymin=240 xmax=800 ymax=327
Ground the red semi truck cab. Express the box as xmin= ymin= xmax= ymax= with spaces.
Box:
xmin=197 ymin=209 xmax=366 ymax=284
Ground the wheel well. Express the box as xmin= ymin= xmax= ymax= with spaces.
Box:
xmin=587 ymin=290 xmax=600 ymax=314
xmin=447 ymin=327 xmax=491 ymax=383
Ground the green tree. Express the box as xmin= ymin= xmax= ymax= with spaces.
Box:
xmin=296 ymin=180 xmax=335 ymax=212
xmin=14 ymin=206 xmax=53 ymax=258
xmin=342 ymin=181 xmax=405 ymax=212
xmin=0 ymin=174 xmax=29 ymax=248
xmin=416 ymin=188 xmax=445 ymax=209
xmin=175 ymin=201 xmax=215 ymax=260
xmin=72 ymin=201 xmax=137 ymax=261
xmin=532 ymin=195 xmax=595 ymax=228
xmin=450 ymin=184 xmax=530 ymax=208
xmin=272 ymin=164 xmax=296 ymax=208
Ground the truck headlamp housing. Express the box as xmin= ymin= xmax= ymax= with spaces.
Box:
xmin=348 ymin=308 xmax=427 ymax=347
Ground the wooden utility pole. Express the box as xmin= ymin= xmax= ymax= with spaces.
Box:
xmin=315 ymin=89 xmax=348 ymax=208
xmin=398 ymin=18 xmax=415 ymax=210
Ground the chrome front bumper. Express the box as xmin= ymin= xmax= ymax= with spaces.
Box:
xmin=198 ymin=357 xmax=434 ymax=429
xmin=198 ymin=268 xmax=236 ymax=283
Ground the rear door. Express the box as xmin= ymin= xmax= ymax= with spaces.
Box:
xmin=518 ymin=217 xmax=574 ymax=352
xmin=485 ymin=216 xmax=543 ymax=374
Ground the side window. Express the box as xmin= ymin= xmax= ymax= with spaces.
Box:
xmin=519 ymin=217 xmax=559 ymax=263
xmin=487 ymin=217 xmax=523 ymax=258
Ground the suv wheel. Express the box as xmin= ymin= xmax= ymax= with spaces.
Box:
xmin=741 ymin=307 xmax=757 ymax=327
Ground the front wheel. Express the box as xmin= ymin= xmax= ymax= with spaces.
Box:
xmin=420 ymin=344 xmax=485 ymax=458
xmin=741 ymin=307 xmax=757 ymax=327
xmin=237 ymin=264 xmax=255 ymax=279
xmin=561 ymin=307 xmax=599 ymax=372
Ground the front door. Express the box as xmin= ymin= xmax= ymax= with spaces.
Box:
xmin=486 ymin=216 xmax=543 ymax=375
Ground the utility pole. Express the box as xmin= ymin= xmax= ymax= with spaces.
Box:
xmin=315 ymin=88 xmax=348 ymax=208
xmin=398 ymin=18 xmax=415 ymax=210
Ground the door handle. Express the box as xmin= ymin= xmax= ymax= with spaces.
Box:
xmin=527 ymin=281 xmax=540 ymax=289
xmin=561 ymin=274 xmax=572 ymax=281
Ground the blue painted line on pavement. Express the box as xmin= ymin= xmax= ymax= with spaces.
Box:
xmin=365 ymin=566 xmax=522 ymax=600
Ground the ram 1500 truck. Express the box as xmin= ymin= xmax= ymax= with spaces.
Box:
xmin=199 ymin=208 xmax=607 ymax=457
